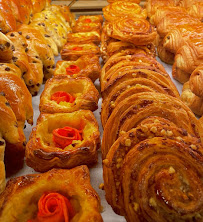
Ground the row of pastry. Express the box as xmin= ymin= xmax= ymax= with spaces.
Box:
xmin=146 ymin=0 xmax=203 ymax=116
xmin=100 ymin=1 xmax=203 ymax=221
xmin=0 ymin=13 xmax=104 ymax=222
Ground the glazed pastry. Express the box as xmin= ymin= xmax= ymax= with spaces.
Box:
xmin=189 ymin=65 xmax=203 ymax=98
xmin=72 ymin=21 xmax=102 ymax=33
xmin=67 ymin=31 xmax=101 ymax=45
xmin=157 ymin=40 xmax=175 ymax=64
xmin=109 ymin=137 xmax=203 ymax=222
xmin=0 ymin=63 xmax=22 ymax=78
xmin=187 ymin=2 xmax=203 ymax=21
xmin=40 ymin=76 xmax=99 ymax=113
xmin=181 ymin=81 xmax=203 ymax=116
xmin=31 ymin=0 xmax=47 ymax=13
xmin=61 ymin=42 xmax=100 ymax=61
xmin=162 ymin=24 xmax=203 ymax=55
xmin=77 ymin=15 xmax=103 ymax=24
xmin=103 ymin=2 xmax=147 ymax=22
xmin=178 ymin=0 xmax=202 ymax=8
xmin=102 ymin=67 xmax=179 ymax=100
xmin=18 ymin=24 xmax=55 ymax=82
xmin=102 ymin=92 xmax=203 ymax=158
xmin=26 ymin=110 xmax=100 ymax=172
xmin=54 ymin=55 xmax=100 ymax=82
xmin=103 ymin=117 xmax=202 ymax=215
xmin=172 ymin=41 xmax=203 ymax=84
xmin=0 ymin=166 xmax=103 ymax=222
xmin=105 ymin=18 xmax=157 ymax=46
xmin=0 ymin=32 xmax=14 ymax=62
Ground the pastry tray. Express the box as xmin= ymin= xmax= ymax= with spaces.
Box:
xmin=7 ymin=54 xmax=183 ymax=222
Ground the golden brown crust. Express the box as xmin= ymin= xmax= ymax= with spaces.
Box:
xmin=0 ymin=32 xmax=14 ymax=62
xmin=67 ymin=31 xmax=101 ymax=45
xmin=61 ymin=42 xmax=100 ymax=61
xmin=157 ymin=40 xmax=175 ymax=65
xmin=187 ymin=2 xmax=203 ymax=21
xmin=103 ymin=2 xmax=147 ymax=22
xmin=77 ymin=15 xmax=103 ymax=24
xmin=26 ymin=111 xmax=100 ymax=172
xmin=30 ymin=0 xmax=46 ymax=13
xmin=122 ymin=138 xmax=203 ymax=222
xmin=181 ymin=81 xmax=203 ymax=116
xmin=54 ymin=55 xmax=101 ymax=82
xmin=0 ymin=166 xmax=103 ymax=222
xmin=72 ymin=21 xmax=102 ymax=33
xmin=102 ymin=92 xmax=203 ymax=158
xmin=103 ymin=117 xmax=202 ymax=215
xmin=40 ymin=76 xmax=99 ymax=113
xmin=105 ymin=18 xmax=157 ymax=46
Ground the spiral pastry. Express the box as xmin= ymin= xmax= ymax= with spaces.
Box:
xmin=105 ymin=18 xmax=157 ymax=46
xmin=121 ymin=137 xmax=203 ymax=222
xmin=102 ymin=92 xmax=203 ymax=158
xmin=103 ymin=2 xmax=147 ymax=22
xmin=103 ymin=117 xmax=202 ymax=215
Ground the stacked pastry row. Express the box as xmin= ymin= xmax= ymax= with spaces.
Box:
xmin=25 ymin=15 xmax=103 ymax=173
xmin=146 ymin=0 xmax=203 ymax=116
xmin=101 ymin=1 xmax=203 ymax=221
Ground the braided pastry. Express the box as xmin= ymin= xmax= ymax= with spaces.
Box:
xmin=0 ymin=166 xmax=103 ymax=222
xmin=26 ymin=110 xmax=100 ymax=172
xmin=103 ymin=2 xmax=147 ymax=22
xmin=102 ymin=92 xmax=203 ymax=158
xmin=105 ymin=18 xmax=157 ymax=46
xmin=54 ymin=55 xmax=100 ymax=82
xmin=103 ymin=117 xmax=202 ymax=215
xmin=40 ymin=76 xmax=99 ymax=113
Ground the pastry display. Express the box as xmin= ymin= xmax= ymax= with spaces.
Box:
xmin=0 ymin=166 xmax=103 ymax=222
xmin=26 ymin=110 xmax=100 ymax=172
xmin=54 ymin=55 xmax=100 ymax=82
xmin=40 ymin=76 xmax=99 ymax=113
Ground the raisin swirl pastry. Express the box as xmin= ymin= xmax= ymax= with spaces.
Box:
xmin=26 ymin=110 xmax=100 ymax=172
xmin=121 ymin=138 xmax=203 ymax=222
xmin=105 ymin=18 xmax=157 ymax=46
xmin=0 ymin=166 xmax=103 ymax=222
xmin=54 ymin=55 xmax=100 ymax=82
xmin=40 ymin=76 xmax=99 ymax=113
xmin=102 ymin=92 xmax=203 ymax=158
xmin=103 ymin=2 xmax=147 ymax=22
xmin=103 ymin=117 xmax=202 ymax=215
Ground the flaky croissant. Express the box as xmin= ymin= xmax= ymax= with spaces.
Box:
xmin=0 ymin=166 xmax=103 ymax=222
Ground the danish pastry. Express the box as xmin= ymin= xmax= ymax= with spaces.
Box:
xmin=61 ymin=42 xmax=100 ymax=61
xmin=54 ymin=55 xmax=100 ymax=82
xmin=0 ymin=166 xmax=103 ymax=222
xmin=105 ymin=18 xmax=157 ymax=46
xmin=72 ymin=21 xmax=102 ymax=33
xmin=67 ymin=31 xmax=101 ymax=45
xmin=187 ymin=2 xmax=203 ymax=21
xmin=40 ymin=76 xmax=99 ymax=113
xmin=26 ymin=110 xmax=100 ymax=172
xmin=103 ymin=117 xmax=202 ymax=215
xmin=77 ymin=15 xmax=103 ymax=24
xmin=0 ymin=32 xmax=14 ymax=62
xmin=103 ymin=2 xmax=147 ymax=22
xmin=181 ymin=81 xmax=203 ymax=116
xmin=102 ymin=92 xmax=203 ymax=158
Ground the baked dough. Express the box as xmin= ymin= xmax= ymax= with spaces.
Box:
xmin=0 ymin=32 xmax=14 ymax=62
xmin=26 ymin=110 xmax=100 ymax=172
xmin=40 ymin=76 xmax=99 ymax=113
xmin=0 ymin=166 xmax=103 ymax=222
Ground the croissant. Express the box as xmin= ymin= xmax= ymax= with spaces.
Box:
xmin=106 ymin=137 xmax=203 ymax=222
xmin=0 ymin=166 xmax=103 ymax=222
xmin=61 ymin=42 xmax=100 ymax=61
xmin=39 ymin=76 xmax=99 ymax=113
xmin=67 ymin=31 xmax=101 ymax=45
xmin=157 ymin=40 xmax=175 ymax=64
xmin=105 ymin=18 xmax=157 ymax=46
xmin=163 ymin=24 xmax=203 ymax=55
xmin=26 ymin=110 xmax=100 ymax=172
xmin=172 ymin=41 xmax=203 ymax=84
xmin=187 ymin=2 xmax=203 ymax=21
xmin=77 ymin=15 xmax=103 ymax=24
xmin=18 ymin=24 xmax=55 ymax=82
xmin=103 ymin=2 xmax=147 ymax=22
xmin=102 ymin=67 xmax=179 ymax=100
xmin=181 ymin=81 xmax=203 ymax=116
xmin=103 ymin=117 xmax=202 ymax=215
xmin=54 ymin=55 xmax=100 ymax=82
xmin=0 ymin=32 xmax=14 ymax=62
xmin=102 ymin=92 xmax=203 ymax=158
xmin=178 ymin=0 xmax=202 ymax=8
xmin=189 ymin=65 xmax=203 ymax=98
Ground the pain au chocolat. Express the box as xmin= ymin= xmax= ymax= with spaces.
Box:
xmin=26 ymin=110 xmax=100 ymax=172
xmin=0 ymin=166 xmax=103 ymax=222
xmin=40 ymin=76 xmax=99 ymax=113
